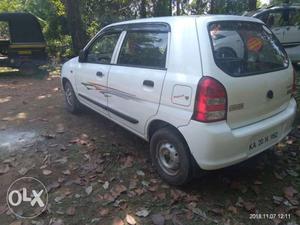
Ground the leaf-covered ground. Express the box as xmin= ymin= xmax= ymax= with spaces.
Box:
xmin=0 ymin=66 xmax=299 ymax=225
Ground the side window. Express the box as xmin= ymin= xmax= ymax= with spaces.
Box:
xmin=265 ymin=10 xmax=288 ymax=28
xmin=118 ymin=31 xmax=168 ymax=69
xmin=289 ymin=9 xmax=300 ymax=26
xmin=0 ymin=21 xmax=10 ymax=41
xmin=87 ymin=32 xmax=120 ymax=64
xmin=256 ymin=12 xmax=269 ymax=24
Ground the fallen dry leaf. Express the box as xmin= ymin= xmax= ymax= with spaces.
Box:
xmin=46 ymin=181 xmax=61 ymax=193
xmin=136 ymin=208 xmax=150 ymax=217
xmin=243 ymin=202 xmax=256 ymax=212
xmin=151 ymin=213 xmax=165 ymax=225
xmin=56 ymin=124 xmax=65 ymax=134
xmin=210 ymin=207 xmax=224 ymax=215
xmin=103 ymin=181 xmax=109 ymax=190
xmin=42 ymin=169 xmax=52 ymax=176
xmin=172 ymin=215 xmax=184 ymax=225
xmin=228 ymin=205 xmax=238 ymax=214
xmin=99 ymin=208 xmax=110 ymax=216
xmin=273 ymin=196 xmax=284 ymax=205
xmin=112 ymin=217 xmax=124 ymax=225
xmin=66 ymin=207 xmax=76 ymax=216
xmin=122 ymin=156 xmax=134 ymax=168
xmin=50 ymin=219 xmax=64 ymax=225
xmin=136 ymin=170 xmax=145 ymax=176
xmin=283 ymin=186 xmax=298 ymax=200
xmin=126 ymin=214 xmax=136 ymax=225
xmin=18 ymin=167 xmax=29 ymax=175
xmin=0 ymin=164 xmax=10 ymax=174
xmin=62 ymin=170 xmax=71 ymax=175
xmin=85 ymin=186 xmax=93 ymax=195
xmin=111 ymin=184 xmax=127 ymax=198
xmin=103 ymin=193 xmax=115 ymax=203
xmin=9 ymin=221 xmax=22 ymax=225
xmin=42 ymin=133 xmax=56 ymax=139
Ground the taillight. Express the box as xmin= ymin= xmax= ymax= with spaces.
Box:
xmin=193 ymin=76 xmax=227 ymax=123
xmin=292 ymin=68 xmax=296 ymax=96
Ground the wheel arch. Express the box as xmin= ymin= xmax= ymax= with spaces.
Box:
xmin=147 ymin=119 xmax=189 ymax=148
xmin=62 ymin=77 xmax=70 ymax=90
xmin=147 ymin=119 xmax=201 ymax=178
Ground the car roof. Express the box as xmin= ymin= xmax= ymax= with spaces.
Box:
xmin=104 ymin=15 xmax=262 ymax=30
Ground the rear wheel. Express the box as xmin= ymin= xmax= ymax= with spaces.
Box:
xmin=64 ymin=81 xmax=82 ymax=114
xmin=150 ymin=127 xmax=193 ymax=186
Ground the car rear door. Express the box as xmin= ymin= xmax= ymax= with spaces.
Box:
xmin=107 ymin=23 xmax=169 ymax=135
xmin=198 ymin=19 xmax=293 ymax=129
xmin=75 ymin=31 xmax=121 ymax=115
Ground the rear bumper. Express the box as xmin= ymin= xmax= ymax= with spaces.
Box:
xmin=179 ymin=98 xmax=297 ymax=170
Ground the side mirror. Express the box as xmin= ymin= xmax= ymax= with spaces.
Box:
xmin=78 ymin=50 xmax=87 ymax=63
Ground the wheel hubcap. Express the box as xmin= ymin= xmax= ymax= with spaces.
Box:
xmin=157 ymin=142 xmax=180 ymax=176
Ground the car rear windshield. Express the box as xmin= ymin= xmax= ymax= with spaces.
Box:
xmin=208 ymin=21 xmax=289 ymax=77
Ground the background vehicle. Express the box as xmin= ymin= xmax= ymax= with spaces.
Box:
xmin=0 ymin=12 xmax=47 ymax=74
xmin=61 ymin=16 xmax=296 ymax=185
xmin=244 ymin=3 xmax=300 ymax=63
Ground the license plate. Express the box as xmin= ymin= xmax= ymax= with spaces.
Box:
xmin=249 ymin=130 xmax=279 ymax=152
xmin=18 ymin=50 xmax=32 ymax=55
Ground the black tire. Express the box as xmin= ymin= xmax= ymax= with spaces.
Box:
xmin=19 ymin=63 xmax=38 ymax=75
xmin=150 ymin=127 xmax=194 ymax=186
xmin=64 ymin=81 xmax=82 ymax=114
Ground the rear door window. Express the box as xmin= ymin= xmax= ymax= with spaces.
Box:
xmin=289 ymin=8 xmax=300 ymax=26
xmin=117 ymin=31 xmax=168 ymax=69
xmin=208 ymin=21 xmax=289 ymax=77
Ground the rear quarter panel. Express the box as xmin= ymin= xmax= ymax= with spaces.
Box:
xmin=146 ymin=17 xmax=202 ymax=135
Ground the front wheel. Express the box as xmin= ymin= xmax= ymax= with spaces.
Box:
xmin=150 ymin=127 xmax=194 ymax=186
xmin=64 ymin=81 xmax=82 ymax=114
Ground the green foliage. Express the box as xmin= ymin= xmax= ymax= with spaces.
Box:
xmin=2 ymin=0 xmax=289 ymax=59
xmin=0 ymin=0 xmax=25 ymax=12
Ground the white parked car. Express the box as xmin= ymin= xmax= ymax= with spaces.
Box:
xmin=244 ymin=4 xmax=300 ymax=63
xmin=61 ymin=15 xmax=297 ymax=185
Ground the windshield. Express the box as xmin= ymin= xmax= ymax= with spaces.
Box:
xmin=208 ymin=21 xmax=289 ymax=77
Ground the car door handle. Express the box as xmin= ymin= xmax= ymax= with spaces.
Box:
xmin=143 ymin=80 xmax=154 ymax=88
xmin=96 ymin=71 xmax=104 ymax=77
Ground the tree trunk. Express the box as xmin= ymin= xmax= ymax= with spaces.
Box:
xmin=62 ymin=0 xmax=88 ymax=55
xmin=248 ymin=0 xmax=257 ymax=11
xmin=210 ymin=0 xmax=216 ymax=14
xmin=140 ymin=0 xmax=147 ymax=18
xmin=176 ymin=0 xmax=181 ymax=15
xmin=153 ymin=0 xmax=171 ymax=17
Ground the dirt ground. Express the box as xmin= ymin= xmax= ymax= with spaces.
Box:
xmin=0 ymin=66 xmax=299 ymax=225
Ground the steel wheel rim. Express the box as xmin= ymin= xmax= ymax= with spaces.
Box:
xmin=65 ymin=86 xmax=74 ymax=106
xmin=156 ymin=142 xmax=180 ymax=176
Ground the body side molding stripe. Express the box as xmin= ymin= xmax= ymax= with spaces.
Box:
xmin=78 ymin=93 xmax=139 ymax=124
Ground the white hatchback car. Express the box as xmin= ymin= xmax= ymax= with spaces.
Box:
xmin=61 ymin=15 xmax=297 ymax=185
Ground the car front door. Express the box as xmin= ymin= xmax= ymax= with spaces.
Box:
xmin=75 ymin=31 xmax=121 ymax=115
xmin=107 ymin=24 xmax=169 ymax=135
xmin=284 ymin=8 xmax=300 ymax=44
